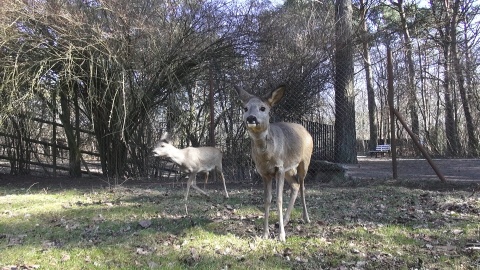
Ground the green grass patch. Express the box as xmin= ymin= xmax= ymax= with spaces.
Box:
xmin=1 ymin=180 xmax=479 ymax=269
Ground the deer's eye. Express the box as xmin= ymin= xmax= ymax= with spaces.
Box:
xmin=260 ymin=106 xmax=266 ymax=112
xmin=243 ymin=107 xmax=248 ymax=112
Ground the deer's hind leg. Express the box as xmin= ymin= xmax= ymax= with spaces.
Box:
xmin=203 ymin=172 xmax=209 ymax=189
xmin=275 ymin=168 xmax=286 ymax=242
xmin=283 ymin=170 xmax=299 ymax=225
xmin=297 ymin=161 xmax=310 ymax=223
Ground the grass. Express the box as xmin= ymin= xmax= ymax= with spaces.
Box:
xmin=0 ymin=178 xmax=479 ymax=269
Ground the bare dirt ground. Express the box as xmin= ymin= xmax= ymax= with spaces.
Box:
xmin=0 ymin=157 xmax=478 ymax=191
xmin=343 ymin=156 xmax=480 ymax=182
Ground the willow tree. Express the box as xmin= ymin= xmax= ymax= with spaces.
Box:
xmin=1 ymin=0 xmax=249 ymax=177
xmin=0 ymin=1 xmax=84 ymax=176
xmin=74 ymin=0 xmax=246 ymax=177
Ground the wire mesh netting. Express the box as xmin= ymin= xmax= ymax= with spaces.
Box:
xmin=0 ymin=0 xmax=479 ymax=183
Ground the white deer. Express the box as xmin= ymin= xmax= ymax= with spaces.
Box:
xmin=153 ymin=132 xmax=229 ymax=201
xmin=234 ymin=85 xmax=313 ymax=241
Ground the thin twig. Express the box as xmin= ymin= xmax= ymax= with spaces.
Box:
xmin=26 ymin=182 xmax=39 ymax=193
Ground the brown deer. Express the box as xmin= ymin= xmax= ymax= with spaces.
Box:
xmin=233 ymin=85 xmax=313 ymax=241
xmin=153 ymin=132 xmax=229 ymax=201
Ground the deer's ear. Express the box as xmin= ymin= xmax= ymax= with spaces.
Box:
xmin=266 ymin=85 xmax=285 ymax=107
xmin=160 ymin=132 xmax=170 ymax=142
xmin=233 ymin=85 xmax=253 ymax=104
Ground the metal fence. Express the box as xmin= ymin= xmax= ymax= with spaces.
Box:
xmin=0 ymin=79 xmax=478 ymax=183
xmin=0 ymin=87 xmax=337 ymax=182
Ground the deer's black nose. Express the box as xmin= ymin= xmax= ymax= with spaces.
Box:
xmin=246 ymin=115 xmax=257 ymax=124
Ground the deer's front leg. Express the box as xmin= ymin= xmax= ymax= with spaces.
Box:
xmin=276 ymin=167 xmax=286 ymax=242
xmin=263 ymin=178 xmax=272 ymax=239
xmin=190 ymin=173 xmax=209 ymax=198
xmin=185 ymin=173 xmax=196 ymax=201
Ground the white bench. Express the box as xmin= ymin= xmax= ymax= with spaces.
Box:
xmin=369 ymin=144 xmax=391 ymax=157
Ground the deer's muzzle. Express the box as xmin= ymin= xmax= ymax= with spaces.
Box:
xmin=246 ymin=115 xmax=259 ymax=127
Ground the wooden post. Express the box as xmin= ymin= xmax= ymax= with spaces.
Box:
xmin=209 ymin=63 xmax=215 ymax=147
xmin=387 ymin=46 xmax=446 ymax=182
xmin=208 ymin=63 xmax=215 ymax=184
xmin=391 ymin=108 xmax=447 ymax=182
xmin=52 ymin=90 xmax=57 ymax=177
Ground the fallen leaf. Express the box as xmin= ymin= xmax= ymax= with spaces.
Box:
xmin=190 ymin=247 xmax=200 ymax=261
xmin=451 ymin=229 xmax=463 ymax=235
xmin=92 ymin=214 xmax=105 ymax=223
xmin=61 ymin=253 xmax=70 ymax=262
xmin=136 ymin=247 xmax=153 ymax=255
xmin=139 ymin=220 xmax=152 ymax=229
xmin=148 ymin=261 xmax=159 ymax=268
xmin=435 ymin=244 xmax=456 ymax=253
xmin=295 ymin=256 xmax=308 ymax=263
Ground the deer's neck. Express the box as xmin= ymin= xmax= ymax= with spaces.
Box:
xmin=168 ymin=148 xmax=187 ymax=166
xmin=249 ymin=129 xmax=270 ymax=153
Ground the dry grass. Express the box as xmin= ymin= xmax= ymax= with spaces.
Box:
xmin=0 ymin=176 xmax=479 ymax=269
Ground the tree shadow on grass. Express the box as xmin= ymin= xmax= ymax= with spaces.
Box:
xmin=1 ymin=176 xmax=479 ymax=269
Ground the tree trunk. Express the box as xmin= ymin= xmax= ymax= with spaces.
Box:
xmin=451 ymin=0 xmax=478 ymax=157
xmin=395 ymin=0 xmax=420 ymax=146
xmin=443 ymin=44 xmax=460 ymax=156
xmin=59 ymin=90 xmax=82 ymax=177
xmin=334 ymin=0 xmax=357 ymax=164
xmin=431 ymin=0 xmax=461 ymax=156
xmin=359 ymin=0 xmax=377 ymax=151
